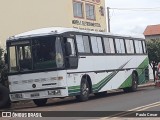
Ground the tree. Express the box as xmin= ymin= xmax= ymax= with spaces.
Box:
xmin=0 ymin=48 xmax=8 ymax=85
xmin=146 ymin=40 xmax=160 ymax=81
xmin=0 ymin=47 xmax=3 ymax=70
xmin=0 ymin=47 xmax=11 ymax=108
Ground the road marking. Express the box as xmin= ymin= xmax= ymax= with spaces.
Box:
xmin=100 ymin=101 xmax=160 ymax=119
xmin=136 ymin=103 xmax=160 ymax=111
xmin=128 ymin=101 xmax=160 ymax=111
xmin=112 ymin=103 xmax=160 ymax=118
xmin=117 ymin=103 xmax=160 ymax=117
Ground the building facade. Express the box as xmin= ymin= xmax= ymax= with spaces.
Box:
xmin=144 ymin=24 xmax=160 ymax=41
xmin=0 ymin=0 xmax=107 ymax=48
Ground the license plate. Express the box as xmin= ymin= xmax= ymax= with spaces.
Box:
xmin=48 ymin=90 xmax=60 ymax=95
xmin=30 ymin=93 xmax=40 ymax=98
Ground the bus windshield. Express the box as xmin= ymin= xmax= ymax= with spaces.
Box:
xmin=9 ymin=36 xmax=64 ymax=73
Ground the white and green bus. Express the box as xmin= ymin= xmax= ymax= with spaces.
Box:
xmin=6 ymin=27 xmax=149 ymax=106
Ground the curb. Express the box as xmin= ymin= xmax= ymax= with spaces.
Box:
xmin=138 ymin=83 xmax=155 ymax=88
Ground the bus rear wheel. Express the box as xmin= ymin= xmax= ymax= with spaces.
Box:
xmin=123 ymin=72 xmax=138 ymax=92
xmin=76 ymin=79 xmax=90 ymax=102
xmin=33 ymin=98 xmax=47 ymax=106
xmin=130 ymin=72 xmax=138 ymax=92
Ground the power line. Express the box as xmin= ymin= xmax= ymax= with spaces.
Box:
xmin=108 ymin=7 xmax=160 ymax=11
xmin=111 ymin=7 xmax=160 ymax=9
xmin=106 ymin=7 xmax=160 ymax=32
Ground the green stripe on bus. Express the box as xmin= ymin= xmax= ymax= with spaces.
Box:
xmin=68 ymin=60 xmax=130 ymax=95
xmin=92 ymin=60 xmax=130 ymax=92
xmin=119 ymin=76 xmax=132 ymax=88
xmin=68 ymin=86 xmax=80 ymax=94
xmin=92 ymin=71 xmax=117 ymax=92
xmin=119 ymin=57 xmax=149 ymax=88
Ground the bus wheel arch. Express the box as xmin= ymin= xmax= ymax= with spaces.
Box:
xmin=123 ymin=70 xmax=138 ymax=92
xmin=76 ymin=74 xmax=92 ymax=102
xmin=131 ymin=70 xmax=139 ymax=91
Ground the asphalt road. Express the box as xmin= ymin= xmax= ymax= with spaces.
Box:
xmin=1 ymin=86 xmax=160 ymax=119
xmin=6 ymin=86 xmax=160 ymax=111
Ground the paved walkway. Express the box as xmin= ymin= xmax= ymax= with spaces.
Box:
xmin=138 ymin=80 xmax=155 ymax=87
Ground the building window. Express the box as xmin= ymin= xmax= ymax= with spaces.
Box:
xmin=125 ymin=40 xmax=134 ymax=54
xmin=86 ymin=4 xmax=95 ymax=20
xmin=91 ymin=36 xmax=103 ymax=53
xmin=103 ymin=38 xmax=115 ymax=53
xmin=73 ymin=1 xmax=83 ymax=18
xmin=115 ymin=39 xmax=125 ymax=54
xmin=76 ymin=35 xmax=90 ymax=53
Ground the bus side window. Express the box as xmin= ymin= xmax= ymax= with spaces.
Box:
xmin=90 ymin=36 xmax=103 ymax=54
xmin=103 ymin=37 xmax=115 ymax=53
xmin=66 ymin=38 xmax=76 ymax=56
xmin=76 ymin=35 xmax=91 ymax=53
xmin=125 ymin=39 xmax=134 ymax=54
xmin=135 ymin=40 xmax=143 ymax=54
xmin=142 ymin=41 xmax=146 ymax=54
xmin=115 ymin=39 xmax=125 ymax=54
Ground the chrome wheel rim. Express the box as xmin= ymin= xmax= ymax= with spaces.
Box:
xmin=82 ymin=82 xmax=89 ymax=96
xmin=134 ymin=80 xmax=137 ymax=88
xmin=133 ymin=74 xmax=137 ymax=89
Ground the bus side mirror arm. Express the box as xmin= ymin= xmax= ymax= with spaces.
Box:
xmin=65 ymin=42 xmax=72 ymax=56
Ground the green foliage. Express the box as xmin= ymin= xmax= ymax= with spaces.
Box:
xmin=0 ymin=47 xmax=3 ymax=70
xmin=147 ymin=40 xmax=160 ymax=66
xmin=146 ymin=40 xmax=160 ymax=81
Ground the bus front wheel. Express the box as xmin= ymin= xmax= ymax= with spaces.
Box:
xmin=33 ymin=98 xmax=47 ymax=106
xmin=76 ymin=79 xmax=90 ymax=102
xmin=0 ymin=84 xmax=11 ymax=108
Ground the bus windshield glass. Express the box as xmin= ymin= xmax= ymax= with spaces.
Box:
xmin=9 ymin=36 xmax=64 ymax=73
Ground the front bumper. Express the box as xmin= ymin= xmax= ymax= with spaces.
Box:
xmin=9 ymin=87 xmax=67 ymax=101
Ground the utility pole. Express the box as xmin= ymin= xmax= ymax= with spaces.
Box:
xmin=107 ymin=7 xmax=111 ymax=32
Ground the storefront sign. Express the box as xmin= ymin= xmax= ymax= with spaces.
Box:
xmin=72 ymin=20 xmax=101 ymax=27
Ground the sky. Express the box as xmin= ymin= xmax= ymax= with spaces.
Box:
xmin=106 ymin=0 xmax=160 ymax=37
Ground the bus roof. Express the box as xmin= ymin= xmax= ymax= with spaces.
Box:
xmin=8 ymin=27 xmax=144 ymax=40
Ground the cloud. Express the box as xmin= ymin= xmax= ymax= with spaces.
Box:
xmin=106 ymin=0 xmax=160 ymax=36
xmin=110 ymin=17 xmax=148 ymax=36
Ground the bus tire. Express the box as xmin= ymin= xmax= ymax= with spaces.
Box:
xmin=0 ymin=84 xmax=11 ymax=108
xmin=33 ymin=98 xmax=47 ymax=106
xmin=123 ymin=72 xmax=138 ymax=92
xmin=76 ymin=78 xmax=90 ymax=102
xmin=130 ymin=72 xmax=138 ymax=92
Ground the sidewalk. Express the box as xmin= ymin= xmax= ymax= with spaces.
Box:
xmin=138 ymin=80 xmax=155 ymax=88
